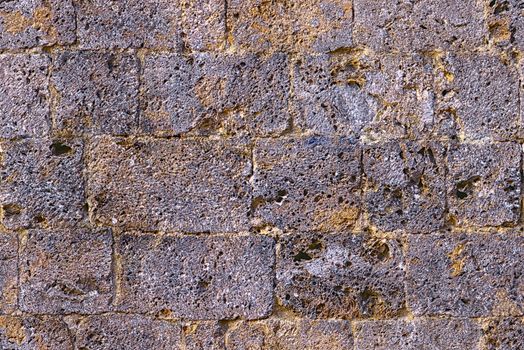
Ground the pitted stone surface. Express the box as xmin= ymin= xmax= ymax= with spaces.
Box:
xmin=184 ymin=322 xmax=226 ymax=350
xmin=0 ymin=54 xmax=49 ymax=139
xmin=252 ymin=137 xmax=361 ymax=231
xmin=19 ymin=229 xmax=113 ymax=314
xmin=0 ymin=0 xmax=75 ymax=49
xmin=0 ymin=138 xmax=85 ymax=230
xmin=480 ymin=318 xmax=524 ymax=350
xmin=0 ymin=316 xmax=72 ymax=350
xmin=0 ymin=233 xmax=18 ymax=314
xmin=354 ymin=319 xmax=481 ymax=350
xmin=277 ymin=232 xmax=405 ymax=319
xmin=447 ymin=142 xmax=521 ymax=228
xmin=116 ymin=233 xmax=274 ymax=319
xmin=140 ymin=53 xmax=290 ymax=137
xmin=73 ymin=314 xmax=182 ymax=350
xmin=51 ymin=51 xmax=140 ymax=136
xmin=87 ymin=136 xmax=251 ymax=233
xmin=436 ymin=54 xmax=520 ymax=141
xmin=353 ymin=0 xmax=486 ymax=52
xmin=406 ymin=233 xmax=524 ymax=317
xmin=363 ymin=141 xmax=446 ymax=233
xmin=227 ymin=0 xmax=352 ymax=53
xmin=486 ymin=0 xmax=524 ymax=50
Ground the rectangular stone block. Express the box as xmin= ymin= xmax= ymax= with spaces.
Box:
xmin=19 ymin=229 xmax=113 ymax=314
xmin=0 ymin=138 xmax=85 ymax=230
xmin=51 ymin=51 xmax=140 ymax=136
xmin=353 ymin=0 xmax=486 ymax=52
xmin=277 ymin=232 xmax=405 ymax=319
xmin=116 ymin=233 xmax=274 ymax=320
xmin=0 ymin=316 xmax=72 ymax=350
xmin=140 ymin=53 xmax=290 ymax=137
xmin=0 ymin=54 xmax=49 ymax=139
xmin=447 ymin=142 xmax=520 ymax=228
xmin=0 ymin=233 xmax=18 ymax=314
xmin=436 ymin=54 xmax=520 ymax=141
xmin=226 ymin=319 xmax=353 ymax=350
xmin=72 ymin=314 xmax=182 ymax=350
xmin=252 ymin=137 xmax=361 ymax=231
xmin=363 ymin=141 xmax=446 ymax=233
xmin=354 ymin=319 xmax=481 ymax=350
xmin=227 ymin=0 xmax=352 ymax=53
xmin=480 ymin=318 xmax=524 ymax=350
xmin=406 ymin=233 xmax=524 ymax=317
xmin=86 ymin=136 xmax=251 ymax=233
xmin=0 ymin=0 xmax=75 ymax=49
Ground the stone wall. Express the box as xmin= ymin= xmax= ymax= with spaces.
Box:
xmin=0 ymin=0 xmax=523 ymax=349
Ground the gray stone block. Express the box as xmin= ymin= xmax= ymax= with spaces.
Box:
xmin=140 ymin=53 xmax=290 ymax=137
xmin=0 ymin=316 xmax=72 ymax=350
xmin=0 ymin=0 xmax=75 ymax=49
xmin=0 ymin=233 xmax=18 ymax=314
xmin=181 ymin=0 xmax=225 ymax=51
xmin=19 ymin=229 xmax=113 ymax=314
xmin=354 ymin=318 xmax=481 ymax=350
xmin=406 ymin=233 xmax=524 ymax=317
xmin=0 ymin=138 xmax=85 ymax=230
xmin=447 ymin=142 xmax=520 ymax=228
xmin=277 ymin=232 xmax=405 ymax=318
xmin=486 ymin=0 xmax=524 ymax=50
xmin=481 ymin=318 xmax=524 ymax=350
xmin=363 ymin=141 xmax=446 ymax=233
xmin=252 ymin=137 xmax=361 ymax=231
xmin=353 ymin=0 xmax=486 ymax=52
xmin=116 ymin=233 xmax=274 ymax=320
xmin=86 ymin=136 xmax=251 ymax=233
xmin=51 ymin=51 xmax=140 ymax=136
xmin=0 ymin=54 xmax=49 ymax=139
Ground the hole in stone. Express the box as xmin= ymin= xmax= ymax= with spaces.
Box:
xmin=50 ymin=141 xmax=72 ymax=156
xmin=293 ymin=251 xmax=312 ymax=262
xmin=3 ymin=204 xmax=22 ymax=216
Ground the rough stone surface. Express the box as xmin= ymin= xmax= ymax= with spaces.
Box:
xmin=480 ymin=318 xmax=524 ymax=350
xmin=140 ymin=53 xmax=290 ymax=137
xmin=353 ymin=0 xmax=486 ymax=52
xmin=0 ymin=138 xmax=85 ymax=230
xmin=19 ymin=229 xmax=113 ymax=314
xmin=72 ymin=314 xmax=182 ymax=350
xmin=51 ymin=51 xmax=140 ymax=136
xmin=0 ymin=0 xmax=75 ymax=49
xmin=406 ymin=233 xmax=524 ymax=317
xmin=447 ymin=142 xmax=521 ymax=228
xmin=184 ymin=322 xmax=226 ymax=350
xmin=354 ymin=318 xmax=481 ymax=350
xmin=363 ymin=141 xmax=446 ymax=233
xmin=87 ymin=136 xmax=251 ymax=233
xmin=277 ymin=232 xmax=405 ymax=319
xmin=252 ymin=137 xmax=361 ymax=231
xmin=0 ymin=54 xmax=49 ymax=139
xmin=0 ymin=233 xmax=18 ymax=314
xmin=116 ymin=233 xmax=274 ymax=319
xmin=486 ymin=0 xmax=524 ymax=50
xmin=0 ymin=316 xmax=73 ymax=350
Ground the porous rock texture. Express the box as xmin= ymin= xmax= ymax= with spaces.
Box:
xmin=0 ymin=0 xmax=523 ymax=349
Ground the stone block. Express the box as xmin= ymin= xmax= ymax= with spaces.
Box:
xmin=86 ymin=136 xmax=251 ymax=233
xmin=277 ymin=232 xmax=405 ymax=318
xmin=486 ymin=0 xmax=524 ymax=50
xmin=0 ymin=138 xmax=85 ymax=230
xmin=481 ymin=318 xmax=524 ymax=350
xmin=51 ymin=51 xmax=140 ymax=136
xmin=0 ymin=316 xmax=72 ymax=349
xmin=19 ymin=229 xmax=113 ymax=314
xmin=0 ymin=233 xmax=18 ymax=313
xmin=116 ymin=233 xmax=274 ymax=319
xmin=0 ymin=54 xmax=49 ymax=139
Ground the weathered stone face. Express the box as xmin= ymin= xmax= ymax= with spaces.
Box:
xmin=447 ymin=142 xmax=521 ymax=228
xmin=480 ymin=318 xmax=524 ymax=350
xmin=406 ymin=233 xmax=524 ymax=317
xmin=51 ymin=52 xmax=140 ymax=136
xmin=0 ymin=233 xmax=18 ymax=314
xmin=227 ymin=0 xmax=352 ymax=53
xmin=19 ymin=229 xmax=113 ymax=314
xmin=72 ymin=314 xmax=182 ymax=350
xmin=87 ymin=136 xmax=251 ymax=233
xmin=0 ymin=138 xmax=85 ymax=230
xmin=364 ymin=141 xmax=446 ymax=233
xmin=277 ymin=232 xmax=405 ymax=319
xmin=0 ymin=54 xmax=49 ymax=139
xmin=486 ymin=0 xmax=524 ymax=50
xmin=0 ymin=0 xmax=75 ymax=49
xmin=353 ymin=0 xmax=486 ymax=52
xmin=140 ymin=53 xmax=290 ymax=137
xmin=353 ymin=319 xmax=482 ymax=350
xmin=0 ymin=316 xmax=73 ymax=350
xmin=116 ymin=233 xmax=274 ymax=319
xmin=252 ymin=137 xmax=361 ymax=231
